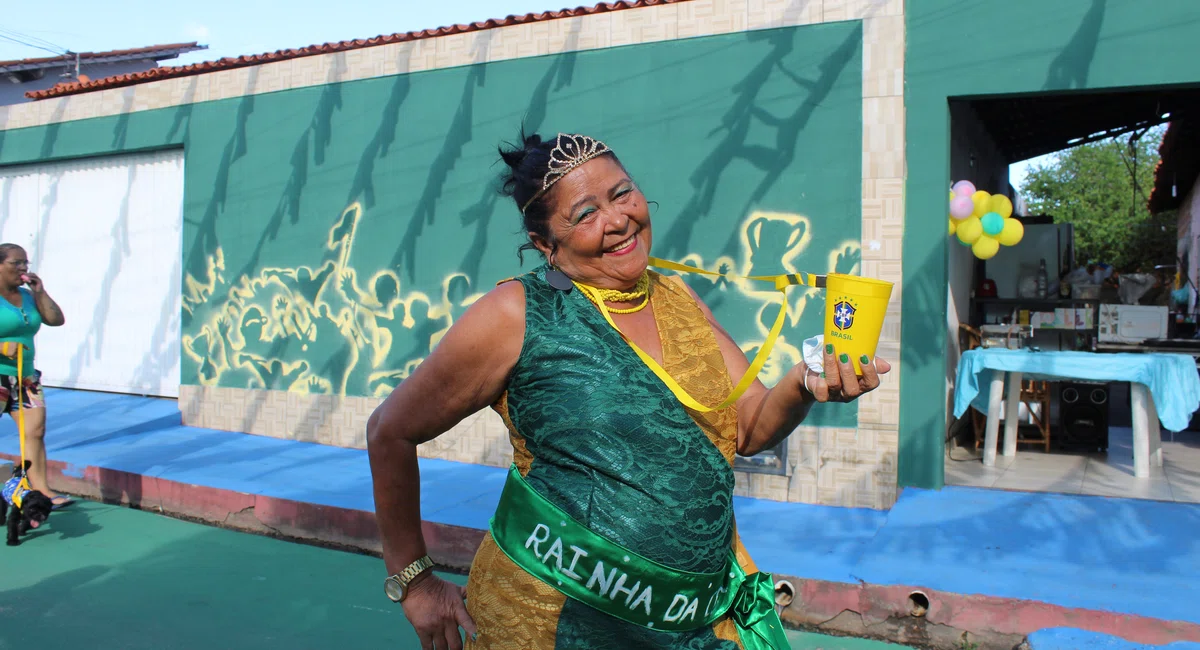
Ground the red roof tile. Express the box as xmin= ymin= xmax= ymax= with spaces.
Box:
xmin=25 ymin=1 xmax=690 ymax=101
xmin=1 ymin=43 xmax=205 ymax=71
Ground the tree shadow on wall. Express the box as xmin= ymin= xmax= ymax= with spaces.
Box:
xmin=1043 ymin=0 xmax=1105 ymax=91
xmin=64 ymin=160 xmax=138 ymax=389
xmin=166 ymin=77 xmax=200 ymax=144
xmin=898 ymin=234 xmax=951 ymax=487
xmin=457 ymin=24 xmax=582 ymax=280
xmin=181 ymin=71 xmax=258 ymax=332
xmin=37 ymin=100 xmax=67 ymax=160
xmin=656 ymin=26 xmax=861 ymax=310
xmin=231 ymin=53 xmax=349 ymax=285
xmin=28 ymin=102 xmax=69 ymax=272
xmin=110 ymin=88 xmax=135 ymax=150
xmin=345 ymin=66 xmax=412 ymax=211
xmin=390 ymin=32 xmax=495 ymax=284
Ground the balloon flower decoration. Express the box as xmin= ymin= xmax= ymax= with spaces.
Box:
xmin=948 ymin=181 xmax=1024 ymax=259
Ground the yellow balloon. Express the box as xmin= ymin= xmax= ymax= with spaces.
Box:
xmin=949 ymin=218 xmax=957 ymax=236
xmin=956 ymin=216 xmax=983 ymax=244
xmin=988 ymin=194 xmax=1014 ymax=219
xmin=972 ymin=235 xmax=1000 ymax=259
xmin=971 ymin=190 xmax=991 ymax=218
xmin=997 ymin=217 xmax=1024 ymax=246
xmin=949 ymin=190 xmax=955 ymax=202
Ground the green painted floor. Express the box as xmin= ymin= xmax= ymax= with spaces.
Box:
xmin=0 ymin=501 xmax=912 ymax=649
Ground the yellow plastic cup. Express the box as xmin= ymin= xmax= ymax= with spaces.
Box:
xmin=824 ymin=274 xmax=894 ymax=374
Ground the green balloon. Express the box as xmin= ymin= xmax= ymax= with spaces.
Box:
xmin=981 ymin=212 xmax=1005 ymax=236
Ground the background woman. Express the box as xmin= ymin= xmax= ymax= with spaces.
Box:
xmin=0 ymin=243 xmax=68 ymax=508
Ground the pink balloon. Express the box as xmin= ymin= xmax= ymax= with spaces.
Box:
xmin=952 ymin=180 xmax=976 ymax=197
xmin=949 ymin=196 xmax=974 ymax=219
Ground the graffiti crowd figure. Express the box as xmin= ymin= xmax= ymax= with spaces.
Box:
xmin=741 ymin=212 xmax=811 ymax=281
xmin=181 ymin=197 xmax=489 ymax=397
xmin=367 ymin=131 xmax=891 ymax=649
xmin=260 ymin=262 xmax=337 ymax=317
xmin=340 ymin=269 xmax=405 ymax=369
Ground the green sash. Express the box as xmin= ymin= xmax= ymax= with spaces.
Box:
xmin=489 ymin=465 xmax=790 ymax=649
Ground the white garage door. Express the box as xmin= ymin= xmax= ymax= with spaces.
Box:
xmin=0 ymin=149 xmax=184 ymax=397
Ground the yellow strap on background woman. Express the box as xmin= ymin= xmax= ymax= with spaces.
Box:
xmin=576 ymin=257 xmax=820 ymax=413
xmin=14 ymin=344 xmax=32 ymax=500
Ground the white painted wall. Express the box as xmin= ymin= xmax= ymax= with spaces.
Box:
xmin=0 ymin=149 xmax=184 ymax=397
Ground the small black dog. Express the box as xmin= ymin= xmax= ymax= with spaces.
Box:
xmin=2 ymin=460 xmax=52 ymax=546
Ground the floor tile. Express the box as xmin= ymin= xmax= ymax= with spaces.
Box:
xmin=991 ymin=470 xmax=1086 ymax=494
xmin=1081 ymin=475 xmax=1174 ymax=501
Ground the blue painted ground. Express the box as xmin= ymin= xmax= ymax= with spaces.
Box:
xmin=1028 ymin=628 xmax=1200 ymax=649
xmin=4 ymin=389 xmax=1200 ymax=629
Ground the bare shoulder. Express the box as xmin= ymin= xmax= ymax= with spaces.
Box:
xmin=478 ymin=278 xmax=526 ymax=321
xmin=373 ymin=279 xmax=526 ymax=442
xmin=438 ymin=278 xmax=526 ymax=354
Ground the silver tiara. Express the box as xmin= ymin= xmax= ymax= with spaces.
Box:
xmin=521 ymin=133 xmax=611 ymax=213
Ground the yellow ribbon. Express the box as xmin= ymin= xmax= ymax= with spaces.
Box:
xmin=574 ymin=257 xmax=821 ymax=413
xmin=12 ymin=344 xmax=31 ymax=507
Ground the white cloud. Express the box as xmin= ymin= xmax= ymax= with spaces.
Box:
xmin=184 ymin=23 xmax=210 ymax=41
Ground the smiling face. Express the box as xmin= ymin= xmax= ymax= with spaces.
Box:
xmin=530 ymin=155 xmax=652 ymax=291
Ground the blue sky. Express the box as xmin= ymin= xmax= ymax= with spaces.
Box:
xmin=0 ymin=0 xmax=561 ymax=65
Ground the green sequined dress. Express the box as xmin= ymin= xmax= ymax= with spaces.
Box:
xmin=465 ymin=266 xmax=759 ymax=649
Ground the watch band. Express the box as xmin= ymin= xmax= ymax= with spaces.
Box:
xmin=387 ymin=555 xmax=434 ymax=602
xmin=398 ymin=555 xmax=434 ymax=586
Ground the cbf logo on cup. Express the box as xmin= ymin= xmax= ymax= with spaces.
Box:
xmin=824 ymin=275 xmax=894 ymax=375
xmin=833 ymin=300 xmax=857 ymax=330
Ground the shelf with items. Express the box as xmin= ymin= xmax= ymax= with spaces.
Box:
xmin=970 ymin=297 xmax=1099 ymax=351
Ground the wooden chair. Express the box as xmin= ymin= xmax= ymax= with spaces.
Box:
xmin=1018 ymin=379 xmax=1052 ymax=452
xmin=956 ymin=324 xmax=987 ymax=447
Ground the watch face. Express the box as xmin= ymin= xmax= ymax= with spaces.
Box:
xmin=384 ymin=576 xmax=405 ymax=602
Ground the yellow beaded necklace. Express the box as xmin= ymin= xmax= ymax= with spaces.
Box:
xmin=574 ymin=272 xmax=651 ymax=314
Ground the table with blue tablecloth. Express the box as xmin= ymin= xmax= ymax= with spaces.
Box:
xmin=953 ymin=348 xmax=1200 ymax=477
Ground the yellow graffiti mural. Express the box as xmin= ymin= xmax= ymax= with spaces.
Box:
xmin=181 ymin=200 xmax=481 ymax=397
xmin=182 ymin=203 xmax=859 ymax=394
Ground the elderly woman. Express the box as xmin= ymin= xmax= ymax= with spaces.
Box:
xmin=367 ymin=132 xmax=889 ymax=650
xmin=0 ymin=243 xmax=68 ymax=507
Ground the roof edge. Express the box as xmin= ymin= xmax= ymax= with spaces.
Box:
xmin=25 ymin=1 xmax=688 ymax=100
xmin=1 ymin=43 xmax=206 ymax=73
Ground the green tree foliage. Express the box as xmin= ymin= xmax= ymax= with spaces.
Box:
xmin=1021 ymin=127 xmax=1176 ymax=272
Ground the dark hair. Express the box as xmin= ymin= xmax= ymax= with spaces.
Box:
xmin=497 ymin=128 xmax=618 ymax=264
xmin=0 ymin=243 xmax=24 ymax=264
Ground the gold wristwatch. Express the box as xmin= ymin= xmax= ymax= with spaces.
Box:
xmin=384 ymin=555 xmax=434 ymax=603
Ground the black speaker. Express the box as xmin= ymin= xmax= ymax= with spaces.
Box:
xmin=1057 ymin=382 xmax=1110 ymax=452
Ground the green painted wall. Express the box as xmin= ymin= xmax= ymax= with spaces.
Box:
xmin=903 ymin=0 xmax=1200 ymax=488
xmin=0 ymin=22 xmax=864 ymax=426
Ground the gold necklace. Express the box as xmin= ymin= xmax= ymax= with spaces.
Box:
xmin=575 ymin=272 xmax=651 ymax=314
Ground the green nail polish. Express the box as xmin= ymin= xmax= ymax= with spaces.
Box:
xmin=840 ymin=353 xmax=849 ymax=363
xmin=820 ymin=372 xmax=825 ymax=378
xmin=861 ymin=355 xmax=870 ymax=364
xmin=473 ymin=633 xmax=479 ymax=641
xmin=825 ymin=344 xmax=833 ymax=354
